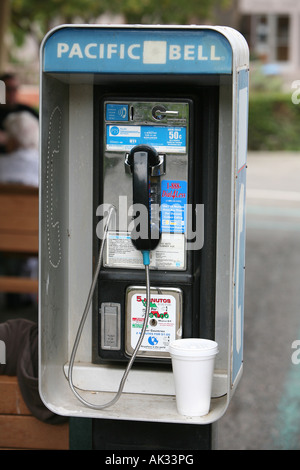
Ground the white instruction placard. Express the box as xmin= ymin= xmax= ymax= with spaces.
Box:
xmin=130 ymin=292 xmax=177 ymax=353
xmin=104 ymin=231 xmax=186 ymax=270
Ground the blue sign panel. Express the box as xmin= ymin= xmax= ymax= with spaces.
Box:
xmin=232 ymin=69 xmax=248 ymax=385
xmin=43 ymin=27 xmax=232 ymax=74
xmin=106 ymin=104 xmax=129 ymax=121
xmin=161 ymin=180 xmax=187 ymax=234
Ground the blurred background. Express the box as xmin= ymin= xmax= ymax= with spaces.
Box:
xmin=1 ymin=0 xmax=300 ymax=153
xmin=0 ymin=0 xmax=300 ymax=450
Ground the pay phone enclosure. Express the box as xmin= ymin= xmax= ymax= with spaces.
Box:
xmin=39 ymin=24 xmax=249 ymax=424
xmin=102 ymin=97 xmax=191 ymax=272
xmin=94 ymin=95 xmax=205 ymax=364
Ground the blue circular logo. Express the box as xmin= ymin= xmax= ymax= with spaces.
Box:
xmin=110 ymin=126 xmax=119 ymax=135
xmin=148 ymin=336 xmax=158 ymax=346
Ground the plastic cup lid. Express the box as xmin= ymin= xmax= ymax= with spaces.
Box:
xmin=169 ymin=338 xmax=218 ymax=357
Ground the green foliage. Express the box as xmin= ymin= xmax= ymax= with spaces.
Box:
xmin=10 ymin=0 xmax=109 ymax=43
xmin=107 ymin=0 xmax=230 ymax=24
xmin=248 ymin=93 xmax=300 ymax=151
xmin=10 ymin=0 xmax=232 ymax=44
xmin=250 ymin=63 xmax=284 ymax=94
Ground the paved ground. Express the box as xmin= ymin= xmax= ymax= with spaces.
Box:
xmin=217 ymin=152 xmax=300 ymax=450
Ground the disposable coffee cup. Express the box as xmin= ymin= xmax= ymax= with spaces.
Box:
xmin=169 ymin=338 xmax=219 ymax=417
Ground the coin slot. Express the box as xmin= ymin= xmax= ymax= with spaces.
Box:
xmin=130 ymin=105 xmax=134 ymax=120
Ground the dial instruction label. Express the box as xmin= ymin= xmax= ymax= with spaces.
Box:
xmin=105 ymin=231 xmax=185 ymax=270
xmin=130 ymin=292 xmax=178 ymax=353
xmin=161 ymin=180 xmax=187 ymax=234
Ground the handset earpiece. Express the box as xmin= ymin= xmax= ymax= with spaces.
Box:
xmin=126 ymin=145 xmax=161 ymax=252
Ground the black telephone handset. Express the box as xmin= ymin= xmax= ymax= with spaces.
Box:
xmin=126 ymin=145 xmax=162 ymax=252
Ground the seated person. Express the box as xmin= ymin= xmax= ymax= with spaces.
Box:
xmin=0 ymin=73 xmax=38 ymax=153
xmin=0 ymin=318 xmax=67 ymax=424
xmin=0 ymin=111 xmax=39 ymax=186
xmin=0 ymin=112 xmax=39 ymax=307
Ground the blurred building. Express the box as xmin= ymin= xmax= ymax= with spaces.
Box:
xmin=239 ymin=0 xmax=300 ymax=78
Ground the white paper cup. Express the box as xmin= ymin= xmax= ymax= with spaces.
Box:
xmin=169 ymin=338 xmax=219 ymax=417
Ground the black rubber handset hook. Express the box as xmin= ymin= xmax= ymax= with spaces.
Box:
xmin=127 ymin=145 xmax=161 ymax=252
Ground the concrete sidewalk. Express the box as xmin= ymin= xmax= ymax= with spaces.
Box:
xmin=218 ymin=150 xmax=300 ymax=450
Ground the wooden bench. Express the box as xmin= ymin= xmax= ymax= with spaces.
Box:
xmin=0 ymin=183 xmax=39 ymax=294
xmin=0 ymin=184 xmax=69 ymax=449
xmin=0 ymin=376 xmax=69 ymax=450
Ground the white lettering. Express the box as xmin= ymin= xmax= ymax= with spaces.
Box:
xmin=184 ymin=45 xmax=195 ymax=60
xmin=96 ymin=198 xmax=204 ymax=250
xmin=0 ymin=340 xmax=5 ymax=365
xmin=128 ymin=44 xmax=140 ymax=60
xmin=211 ymin=45 xmax=221 ymax=60
xmin=291 ymin=80 xmax=300 ymax=105
xmin=291 ymin=340 xmax=300 ymax=364
xmin=105 ymin=455 xmax=139 ymax=467
xmin=198 ymin=45 xmax=208 ymax=60
xmin=57 ymin=43 xmax=69 ymax=57
xmin=85 ymin=43 xmax=97 ymax=59
xmin=0 ymin=80 xmax=5 ymax=104
xmin=55 ymin=41 xmax=223 ymax=65
xmin=169 ymin=45 xmax=181 ymax=60
xmin=99 ymin=44 xmax=104 ymax=59
xmin=107 ymin=43 xmax=118 ymax=58
xmin=69 ymin=43 xmax=83 ymax=58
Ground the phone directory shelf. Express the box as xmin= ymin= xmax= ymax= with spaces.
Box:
xmin=58 ymin=362 xmax=230 ymax=424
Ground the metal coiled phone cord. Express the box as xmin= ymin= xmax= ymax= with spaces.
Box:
xmin=68 ymin=206 xmax=151 ymax=410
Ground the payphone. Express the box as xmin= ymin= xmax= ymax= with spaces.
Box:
xmin=39 ymin=25 xmax=249 ymax=429
xmin=95 ymin=98 xmax=198 ymax=363
xmin=90 ymin=83 xmax=220 ymax=369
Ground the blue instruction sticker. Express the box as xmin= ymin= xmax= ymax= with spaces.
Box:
xmin=106 ymin=104 xmax=129 ymax=121
xmin=106 ymin=125 xmax=186 ymax=152
xmin=161 ymin=180 xmax=187 ymax=233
